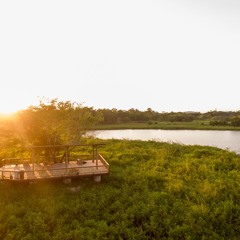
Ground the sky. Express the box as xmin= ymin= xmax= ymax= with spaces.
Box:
xmin=0 ymin=0 xmax=240 ymax=114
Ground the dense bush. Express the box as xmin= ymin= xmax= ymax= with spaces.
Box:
xmin=0 ymin=139 xmax=240 ymax=239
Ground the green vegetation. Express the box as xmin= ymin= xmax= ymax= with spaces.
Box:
xmin=0 ymin=99 xmax=240 ymax=238
xmin=1 ymin=139 xmax=240 ymax=239
xmin=95 ymin=108 xmax=240 ymax=130
xmin=94 ymin=120 xmax=240 ymax=130
xmin=0 ymin=98 xmax=103 ymax=152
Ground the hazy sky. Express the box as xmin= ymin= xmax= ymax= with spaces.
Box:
xmin=0 ymin=0 xmax=240 ymax=113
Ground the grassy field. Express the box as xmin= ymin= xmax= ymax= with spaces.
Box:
xmin=95 ymin=121 xmax=240 ymax=130
xmin=0 ymin=139 xmax=240 ymax=239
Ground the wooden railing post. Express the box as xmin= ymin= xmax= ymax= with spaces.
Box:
xmin=32 ymin=149 xmax=35 ymax=172
xmin=92 ymin=145 xmax=95 ymax=163
xmin=65 ymin=147 xmax=69 ymax=171
xmin=96 ymin=146 xmax=98 ymax=170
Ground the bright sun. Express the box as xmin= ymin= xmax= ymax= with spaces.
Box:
xmin=0 ymin=98 xmax=29 ymax=115
xmin=0 ymin=103 xmax=20 ymax=115
xmin=0 ymin=95 xmax=41 ymax=115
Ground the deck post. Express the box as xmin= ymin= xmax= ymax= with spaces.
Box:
xmin=65 ymin=147 xmax=69 ymax=171
xmin=96 ymin=146 xmax=98 ymax=170
xmin=32 ymin=149 xmax=35 ymax=172
xmin=63 ymin=178 xmax=71 ymax=184
xmin=92 ymin=145 xmax=94 ymax=163
xmin=94 ymin=175 xmax=101 ymax=182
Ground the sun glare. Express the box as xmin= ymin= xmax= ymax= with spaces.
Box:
xmin=0 ymin=106 xmax=18 ymax=115
xmin=0 ymin=95 xmax=41 ymax=115
xmin=0 ymin=99 xmax=28 ymax=115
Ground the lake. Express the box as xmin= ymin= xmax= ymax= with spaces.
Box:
xmin=90 ymin=129 xmax=240 ymax=154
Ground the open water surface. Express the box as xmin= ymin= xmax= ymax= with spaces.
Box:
xmin=90 ymin=129 xmax=240 ymax=154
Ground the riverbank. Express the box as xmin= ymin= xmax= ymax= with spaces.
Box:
xmin=95 ymin=121 xmax=240 ymax=131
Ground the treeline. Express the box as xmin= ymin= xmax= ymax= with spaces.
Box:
xmin=95 ymin=108 xmax=240 ymax=126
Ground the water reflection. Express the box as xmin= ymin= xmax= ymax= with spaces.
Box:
xmin=91 ymin=129 xmax=240 ymax=154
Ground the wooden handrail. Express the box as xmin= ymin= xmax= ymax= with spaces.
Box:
xmin=98 ymin=154 xmax=109 ymax=170
xmin=28 ymin=143 xmax=106 ymax=149
xmin=1 ymin=158 xmax=32 ymax=166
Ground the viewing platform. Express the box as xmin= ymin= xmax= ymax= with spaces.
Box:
xmin=0 ymin=143 xmax=109 ymax=183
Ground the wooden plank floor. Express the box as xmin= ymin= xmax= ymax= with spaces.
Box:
xmin=0 ymin=160 xmax=109 ymax=181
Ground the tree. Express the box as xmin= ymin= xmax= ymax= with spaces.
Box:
xmin=230 ymin=116 xmax=240 ymax=127
xmin=0 ymin=115 xmax=24 ymax=159
xmin=16 ymin=98 xmax=103 ymax=146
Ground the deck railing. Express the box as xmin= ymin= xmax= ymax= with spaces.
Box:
xmin=1 ymin=154 xmax=95 ymax=167
xmin=0 ymin=155 xmax=109 ymax=181
xmin=0 ymin=143 xmax=109 ymax=181
xmin=0 ymin=166 xmax=108 ymax=180
xmin=1 ymin=158 xmax=32 ymax=167
xmin=98 ymin=154 xmax=109 ymax=171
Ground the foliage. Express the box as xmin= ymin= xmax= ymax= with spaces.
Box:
xmin=0 ymin=139 xmax=240 ymax=239
xmin=0 ymin=116 xmax=25 ymax=160
xmin=210 ymin=120 xmax=228 ymax=126
xmin=94 ymin=109 xmax=240 ymax=129
xmin=230 ymin=116 xmax=240 ymax=127
xmin=97 ymin=108 xmax=201 ymax=124
xmin=94 ymin=120 xmax=240 ymax=131
xmin=0 ymin=98 xmax=103 ymax=146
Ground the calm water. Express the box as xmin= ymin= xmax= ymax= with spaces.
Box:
xmin=90 ymin=129 xmax=240 ymax=154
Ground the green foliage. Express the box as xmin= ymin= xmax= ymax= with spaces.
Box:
xmin=230 ymin=116 xmax=240 ymax=127
xmin=1 ymin=98 xmax=103 ymax=146
xmin=210 ymin=120 xmax=228 ymax=126
xmin=96 ymin=109 xmax=239 ymax=126
xmin=0 ymin=139 xmax=240 ymax=239
xmin=0 ymin=116 xmax=25 ymax=160
xmin=94 ymin=109 xmax=240 ymax=130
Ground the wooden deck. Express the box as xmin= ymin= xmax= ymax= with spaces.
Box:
xmin=0 ymin=158 xmax=109 ymax=182
xmin=0 ymin=143 xmax=109 ymax=182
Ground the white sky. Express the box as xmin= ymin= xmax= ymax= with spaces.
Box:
xmin=0 ymin=0 xmax=240 ymax=114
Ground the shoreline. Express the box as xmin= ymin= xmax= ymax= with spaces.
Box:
xmin=94 ymin=122 xmax=240 ymax=131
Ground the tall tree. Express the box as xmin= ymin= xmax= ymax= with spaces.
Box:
xmin=16 ymin=98 xmax=103 ymax=146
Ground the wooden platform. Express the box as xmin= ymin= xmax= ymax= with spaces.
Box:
xmin=0 ymin=143 xmax=109 ymax=182
xmin=0 ymin=159 xmax=109 ymax=182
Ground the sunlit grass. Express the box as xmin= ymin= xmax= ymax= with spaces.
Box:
xmin=0 ymin=139 xmax=240 ymax=239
